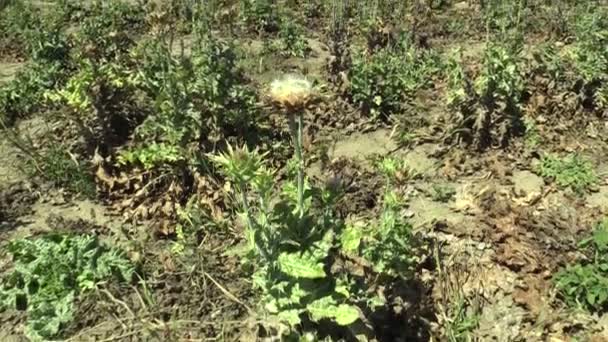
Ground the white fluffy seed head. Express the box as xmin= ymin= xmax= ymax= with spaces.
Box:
xmin=269 ymin=74 xmax=313 ymax=109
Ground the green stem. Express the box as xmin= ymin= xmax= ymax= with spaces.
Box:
xmin=297 ymin=112 xmax=305 ymax=217
xmin=288 ymin=111 xmax=305 ymax=218
xmin=239 ymin=182 xmax=270 ymax=261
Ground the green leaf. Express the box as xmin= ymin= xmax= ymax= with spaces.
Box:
xmin=278 ymin=252 xmax=326 ymax=279
xmin=307 ymin=296 xmax=338 ymax=322
xmin=340 ymin=222 xmax=364 ymax=253
xmin=367 ymin=295 xmax=386 ymax=310
xmin=334 ymin=305 xmax=360 ymax=325
xmin=594 ymin=228 xmax=608 ymax=250
xmin=587 ymin=292 xmax=597 ymax=306
xmin=306 ymin=296 xmax=359 ymax=326
xmin=277 ymin=309 xmax=302 ymax=326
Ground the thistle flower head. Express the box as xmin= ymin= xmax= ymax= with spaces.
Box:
xmin=269 ymin=74 xmax=313 ymax=109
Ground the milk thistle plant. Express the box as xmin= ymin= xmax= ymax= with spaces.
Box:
xmin=211 ymin=76 xmax=362 ymax=333
xmin=269 ymin=74 xmax=313 ymax=217
xmin=211 ymin=75 xmax=418 ymax=337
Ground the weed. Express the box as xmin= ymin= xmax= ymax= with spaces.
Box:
xmin=0 ymin=0 xmax=36 ymax=58
xmin=0 ymin=3 xmax=70 ymax=126
xmin=117 ymin=142 xmax=184 ymax=171
xmin=349 ymin=36 xmax=440 ymax=119
xmin=171 ymin=195 xmax=222 ymax=256
xmin=569 ymin=5 xmax=608 ymax=83
xmin=123 ymin=35 xmax=259 ymax=166
xmin=529 ymin=44 xmax=566 ymax=84
xmin=6 ymin=131 xmax=97 ymax=197
xmin=431 ymin=184 xmax=456 ymax=203
xmin=481 ymin=0 xmax=527 ymax=49
xmin=213 ymin=144 xmax=417 ymax=335
xmin=0 ymin=63 xmax=62 ymax=126
xmin=523 ymin=117 xmax=541 ymax=148
xmin=278 ymin=20 xmax=310 ymax=58
xmin=0 ymin=0 xmax=70 ymax=63
xmin=434 ymin=244 xmax=482 ymax=342
xmin=75 ymin=0 xmax=146 ymax=63
xmin=474 ymin=43 xmax=525 ymax=132
xmin=537 ymin=154 xmax=597 ymax=194
xmin=48 ymin=59 xmax=140 ymax=151
xmin=344 ymin=190 xmax=416 ymax=276
xmin=0 ymin=234 xmax=135 ymax=341
xmin=354 ymin=0 xmax=407 ymax=26
xmin=239 ymin=0 xmax=279 ymax=34
xmin=567 ymin=5 xmax=608 ymax=112
xmin=446 ymin=298 xmax=480 ymax=341
xmin=554 ymin=219 xmax=608 ymax=311
xmin=392 ymin=126 xmax=416 ymax=148
xmin=446 ymin=44 xmax=525 ymax=149
xmin=36 ymin=146 xmax=96 ymax=197
xmin=376 ymin=156 xmax=416 ymax=185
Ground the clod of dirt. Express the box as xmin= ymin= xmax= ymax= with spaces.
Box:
xmin=0 ymin=183 xmax=37 ymax=227
xmin=512 ymin=170 xmax=544 ymax=196
xmin=409 ymin=196 xmax=467 ymax=229
xmin=15 ymin=199 xmax=121 ymax=240
xmin=330 ymin=129 xmax=396 ymax=161
xmin=0 ymin=62 xmax=23 ymax=84
xmin=476 ymin=295 xmax=527 ymax=341
xmin=588 ymin=186 xmax=608 ymax=212
xmin=323 ymin=158 xmax=383 ymax=216
xmin=400 ymin=144 xmax=439 ymax=177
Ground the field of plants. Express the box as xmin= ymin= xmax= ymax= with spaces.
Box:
xmin=1 ymin=0 xmax=608 ymax=340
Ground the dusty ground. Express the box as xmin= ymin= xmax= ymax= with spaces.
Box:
xmin=2 ymin=1 xmax=608 ymax=341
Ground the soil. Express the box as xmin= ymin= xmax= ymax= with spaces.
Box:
xmin=2 ymin=1 xmax=608 ymax=341
xmin=0 ymin=61 xmax=23 ymax=84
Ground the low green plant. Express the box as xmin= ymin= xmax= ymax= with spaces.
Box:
xmin=529 ymin=43 xmax=566 ymax=84
xmin=171 ymin=195 xmax=220 ymax=256
xmin=35 ymin=146 xmax=97 ymax=197
xmin=481 ymin=0 xmax=527 ymax=49
xmin=349 ymin=36 xmax=440 ymax=119
xmin=431 ymin=184 xmax=456 ymax=203
xmin=25 ymin=18 xmax=70 ymax=66
xmin=474 ymin=43 xmax=525 ymax=135
xmin=341 ymin=190 xmax=415 ymax=277
xmin=239 ymin=0 xmax=279 ymax=34
xmin=0 ymin=0 xmax=36 ymax=58
xmin=564 ymin=5 xmax=608 ymax=113
xmin=444 ymin=48 xmax=472 ymax=115
xmin=0 ymin=234 xmax=135 ymax=341
xmin=555 ymin=219 xmax=608 ymax=311
xmin=47 ymin=59 xmax=138 ymax=150
xmin=537 ymin=154 xmax=597 ymax=194
xmin=6 ymin=130 xmax=96 ymax=197
xmin=446 ymin=43 xmax=525 ymax=149
xmin=0 ymin=63 xmax=63 ymax=126
xmin=117 ymin=142 xmax=184 ymax=171
xmin=523 ymin=117 xmax=541 ymax=148
xmin=120 ymin=35 xmax=259 ymax=169
xmin=568 ymin=6 xmax=608 ymax=84
xmin=0 ymin=0 xmax=69 ymax=63
xmin=278 ymin=20 xmax=310 ymax=58
xmin=0 ymin=2 xmax=70 ymax=125
xmin=46 ymin=0 xmax=147 ymax=142
xmin=212 ymin=143 xmax=361 ymax=331
xmin=445 ymin=297 xmax=480 ymax=342
xmin=75 ymin=0 xmax=146 ymax=63
xmin=376 ymin=156 xmax=416 ymax=184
